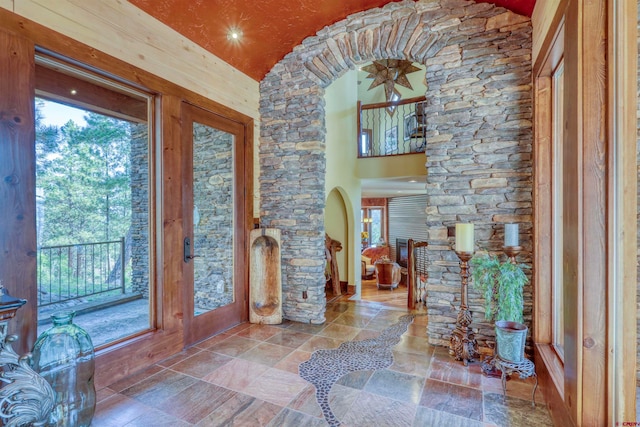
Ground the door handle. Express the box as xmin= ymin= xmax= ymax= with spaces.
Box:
xmin=184 ymin=237 xmax=201 ymax=263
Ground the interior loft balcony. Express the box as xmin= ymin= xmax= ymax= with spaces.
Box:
xmin=358 ymin=96 xmax=428 ymax=158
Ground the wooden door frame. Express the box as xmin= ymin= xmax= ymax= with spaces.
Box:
xmin=532 ymin=0 xmax=637 ymax=424
xmin=0 ymin=9 xmax=253 ymax=389
xmin=181 ymin=101 xmax=251 ymax=346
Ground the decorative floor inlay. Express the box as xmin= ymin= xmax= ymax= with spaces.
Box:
xmin=298 ymin=314 xmax=415 ymax=426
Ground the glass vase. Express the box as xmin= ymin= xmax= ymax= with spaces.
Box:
xmin=31 ymin=311 xmax=96 ymax=427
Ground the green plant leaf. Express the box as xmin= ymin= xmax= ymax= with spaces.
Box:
xmin=470 ymin=253 xmax=527 ymax=323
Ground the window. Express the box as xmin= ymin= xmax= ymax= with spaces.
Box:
xmin=360 ymin=129 xmax=372 ymax=156
xmin=35 ymin=54 xmax=153 ymax=348
xmin=551 ymin=59 xmax=565 ymax=359
xmin=385 ymin=89 xmax=401 ymax=116
xmin=361 ymin=207 xmax=385 ymax=248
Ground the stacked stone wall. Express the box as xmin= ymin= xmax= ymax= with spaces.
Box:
xmin=259 ymin=0 xmax=533 ymax=342
xmin=130 ymin=124 xmax=149 ymax=298
xmin=192 ymin=124 xmax=235 ymax=311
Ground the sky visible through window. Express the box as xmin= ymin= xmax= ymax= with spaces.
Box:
xmin=39 ymin=99 xmax=87 ymax=127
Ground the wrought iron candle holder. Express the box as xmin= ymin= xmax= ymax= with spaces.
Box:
xmin=0 ymin=285 xmax=55 ymax=426
xmin=449 ymin=251 xmax=479 ymax=366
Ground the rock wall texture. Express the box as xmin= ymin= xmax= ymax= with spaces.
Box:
xmin=259 ymin=0 xmax=533 ymax=345
xmin=192 ymin=123 xmax=235 ymax=311
xmin=131 ymin=124 xmax=150 ymax=298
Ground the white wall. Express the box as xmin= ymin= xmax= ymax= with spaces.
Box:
xmin=325 ymin=189 xmax=348 ymax=281
xmin=325 ymin=70 xmax=361 ymax=294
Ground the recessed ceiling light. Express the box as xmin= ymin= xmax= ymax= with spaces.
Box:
xmin=408 ymin=179 xmax=417 ymax=183
xmin=227 ymin=28 xmax=242 ymax=42
xmin=70 ymin=89 xmax=77 ymax=95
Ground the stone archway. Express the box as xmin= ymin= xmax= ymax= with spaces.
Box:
xmin=259 ymin=0 xmax=533 ymax=346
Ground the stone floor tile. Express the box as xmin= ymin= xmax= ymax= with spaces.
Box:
xmin=243 ymin=367 xmax=309 ymax=407
xmin=483 ymin=392 xmax=554 ymax=426
xmin=196 ymin=392 xmax=282 ymax=426
xmin=419 ymin=379 xmax=483 ymax=421
xmin=339 ymin=390 xmax=415 ymax=427
xmin=202 ymin=357 xmax=270 ymax=390
xmin=363 ymin=369 xmax=425 ymax=405
xmin=169 ymin=349 xmax=233 ymax=378
xmin=413 ymin=406 xmax=484 ymax=427
xmin=239 ymin=341 xmax=295 ymax=366
xmin=235 ymin=324 xmax=283 ymax=341
xmin=207 ymin=335 xmax=261 ymax=357
xmin=267 ymin=329 xmax=314 ymax=348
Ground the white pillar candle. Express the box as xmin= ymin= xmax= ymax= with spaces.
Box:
xmin=504 ymin=223 xmax=519 ymax=247
xmin=455 ymin=223 xmax=474 ymax=252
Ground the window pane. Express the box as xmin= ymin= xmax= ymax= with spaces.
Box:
xmin=192 ymin=122 xmax=235 ymax=315
xmin=35 ymin=58 xmax=152 ymax=348
xmin=370 ymin=208 xmax=383 ymax=246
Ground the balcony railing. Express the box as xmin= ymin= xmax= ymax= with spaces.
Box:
xmin=37 ymin=238 xmax=126 ymax=308
xmin=358 ymin=96 xmax=427 ymax=158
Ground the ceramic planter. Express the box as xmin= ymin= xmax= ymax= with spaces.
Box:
xmin=495 ymin=320 xmax=528 ymax=363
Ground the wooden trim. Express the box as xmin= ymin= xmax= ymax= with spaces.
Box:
xmin=532 ymin=0 xmax=569 ymax=74
xmin=243 ymin=118 xmax=254 ymax=323
xmin=532 ymin=74 xmax=552 ymax=344
xmin=532 ymin=17 xmax=567 ymax=424
xmin=0 ymin=9 xmax=255 ymax=387
xmin=0 ymin=28 xmax=37 ymax=355
xmin=35 ymin=63 xmax=148 ymax=123
xmin=181 ymin=103 xmax=251 ymax=346
xmin=577 ymin=0 xmax=608 ymax=424
xmin=0 ymin=8 xmax=253 ymax=126
xmin=607 ymin=0 xmax=637 ymax=422
xmin=562 ymin=3 xmax=584 ymax=423
xmin=535 ymin=344 xmax=574 ymax=426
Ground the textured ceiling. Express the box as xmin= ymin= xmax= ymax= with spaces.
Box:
xmin=128 ymin=0 xmax=535 ymax=81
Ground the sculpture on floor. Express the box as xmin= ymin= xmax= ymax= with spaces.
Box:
xmin=325 ymin=234 xmax=343 ymax=296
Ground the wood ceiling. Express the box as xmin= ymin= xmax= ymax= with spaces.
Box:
xmin=127 ymin=0 xmax=536 ymax=81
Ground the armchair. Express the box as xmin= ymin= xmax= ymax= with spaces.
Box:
xmin=361 ymin=255 xmax=375 ymax=280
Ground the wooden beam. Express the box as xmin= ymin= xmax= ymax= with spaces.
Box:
xmin=578 ymin=0 xmax=608 ymax=424
xmin=0 ymin=28 xmax=37 ymax=355
xmin=532 ymin=75 xmax=552 ymax=344
xmin=607 ymin=0 xmax=637 ymax=423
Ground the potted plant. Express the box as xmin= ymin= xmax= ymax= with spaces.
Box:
xmin=470 ymin=253 xmax=529 ymax=363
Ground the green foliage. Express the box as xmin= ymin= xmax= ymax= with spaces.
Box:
xmin=36 ymin=99 xmax=133 ymax=246
xmin=470 ymin=253 xmax=528 ymax=323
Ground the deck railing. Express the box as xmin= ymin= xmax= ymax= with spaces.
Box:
xmin=37 ymin=238 xmax=126 ymax=307
xmin=358 ymin=96 xmax=428 ymax=158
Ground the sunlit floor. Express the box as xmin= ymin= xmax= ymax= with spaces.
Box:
xmin=93 ymin=296 xmax=552 ymax=426
xmin=358 ymin=278 xmax=411 ymax=309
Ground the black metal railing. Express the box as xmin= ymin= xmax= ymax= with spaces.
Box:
xmin=358 ymin=96 xmax=427 ymax=158
xmin=37 ymin=238 xmax=126 ymax=307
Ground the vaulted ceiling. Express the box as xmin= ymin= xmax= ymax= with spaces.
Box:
xmin=127 ymin=0 xmax=536 ymax=81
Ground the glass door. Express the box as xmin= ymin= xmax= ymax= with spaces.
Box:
xmin=182 ymin=102 xmax=248 ymax=345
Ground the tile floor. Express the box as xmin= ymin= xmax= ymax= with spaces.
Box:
xmin=93 ymin=299 xmax=553 ymax=426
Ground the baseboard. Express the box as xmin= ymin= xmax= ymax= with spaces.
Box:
xmin=346 ymin=283 xmax=355 ymax=295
